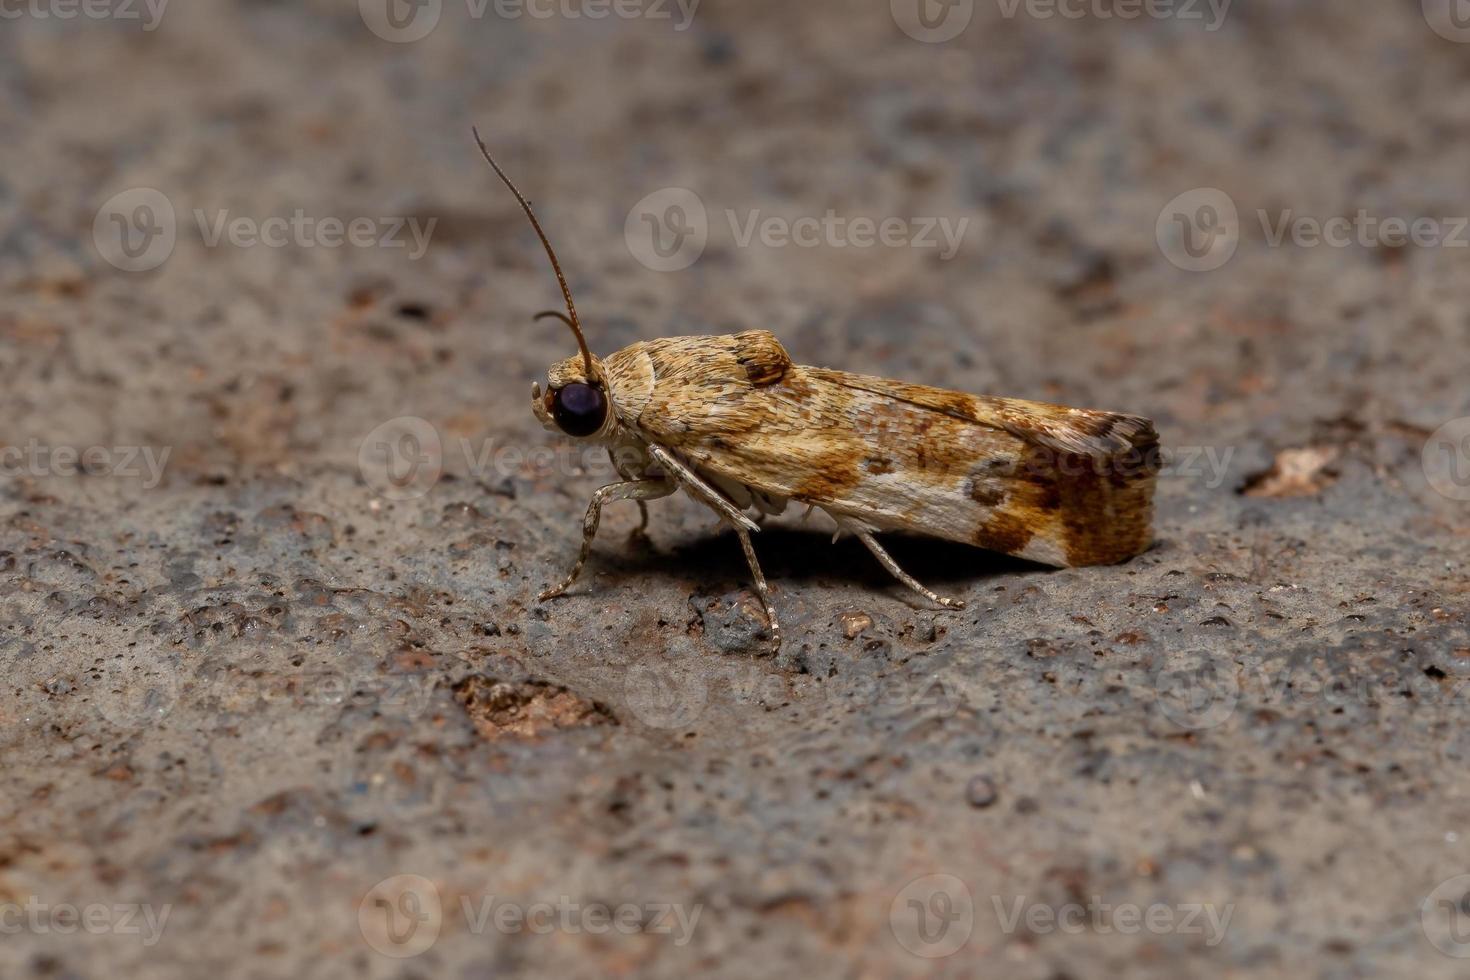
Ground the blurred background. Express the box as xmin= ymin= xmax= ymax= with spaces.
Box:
xmin=2 ymin=0 xmax=1469 ymax=977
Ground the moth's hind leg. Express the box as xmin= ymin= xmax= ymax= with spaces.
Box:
xmin=732 ymin=524 xmax=781 ymax=649
xmin=837 ymin=518 xmax=967 ymax=611
xmin=538 ymin=478 xmax=676 ymax=602
xmin=638 ymin=444 xmax=778 ymax=647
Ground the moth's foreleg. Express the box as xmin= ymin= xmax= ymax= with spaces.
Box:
xmin=644 ymin=444 xmax=759 ymax=533
xmin=850 ymin=526 xmax=966 ymax=611
xmin=732 ymin=524 xmax=781 ymax=649
xmin=538 ymin=478 xmax=676 ymax=602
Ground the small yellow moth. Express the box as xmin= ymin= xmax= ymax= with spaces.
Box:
xmin=474 ymin=129 xmax=1159 ymax=649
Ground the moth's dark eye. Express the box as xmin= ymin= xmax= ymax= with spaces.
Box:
xmin=551 ymin=382 xmax=608 ymax=437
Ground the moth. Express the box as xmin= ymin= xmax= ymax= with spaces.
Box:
xmin=474 ymin=130 xmax=1159 ymax=649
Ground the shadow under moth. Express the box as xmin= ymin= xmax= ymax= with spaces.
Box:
xmin=473 ymin=130 xmax=1160 ymax=649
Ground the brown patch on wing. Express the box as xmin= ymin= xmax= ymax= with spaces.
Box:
xmin=791 ymin=440 xmax=865 ymax=501
xmin=1057 ymin=456 xmax=1159 ymax=566
xmin=974 ymin=509 xmax=1036 ymax=556
xmin=967 ymin=481 xmax=1005 ymax=508
xmin=732 ymin=330 xmax=790 ymax=386
xmin=968 ymin=446 xmax=1056 ymax=555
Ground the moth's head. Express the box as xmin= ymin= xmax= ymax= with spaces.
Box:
xmin=531 ymin=353 xmax=617 ymax=440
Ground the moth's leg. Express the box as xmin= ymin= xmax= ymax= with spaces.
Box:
xmin=644 ymin=444 xmax=759 ymax=533
xmin=848 ymin=526 xmax=967 ymax=611
xmin=538 ymin=478 xmax=676 ymax=601
xmin=732 ymin=524 xmax=781 ymax=648
xmin=608 ymin=446 xmax=652 ymax=539
xmin=640 ymin=445 xmax=777 ymax=644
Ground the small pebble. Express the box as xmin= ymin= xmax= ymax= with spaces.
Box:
xmin=840 ymin=611 xmax=873 ymax=639
xmin=966 ymin=775 xmax=998 ymax=808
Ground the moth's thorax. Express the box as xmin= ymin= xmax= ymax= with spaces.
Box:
xmin=601 ymin=344 xmax=656 ymax=425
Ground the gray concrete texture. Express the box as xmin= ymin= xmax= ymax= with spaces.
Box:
xmin=2 ymin=0 xmax=1470 ymax=977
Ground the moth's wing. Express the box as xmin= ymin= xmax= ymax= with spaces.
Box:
xmin=631 ymin=333 xmax=1157 ymax=568
xmin=810 ymin=371 xmax=1158 ymax=459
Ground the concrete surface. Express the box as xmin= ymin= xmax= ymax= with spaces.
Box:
xmin=2 ymin=0 xmax=1469 ymax=977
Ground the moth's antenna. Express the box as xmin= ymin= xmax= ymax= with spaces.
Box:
xmin=471 ymin=126 xmax=594 ymax=376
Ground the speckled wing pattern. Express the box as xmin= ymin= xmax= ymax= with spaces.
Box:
xmin=605 ymin=330 xmax=1159 ymax=568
